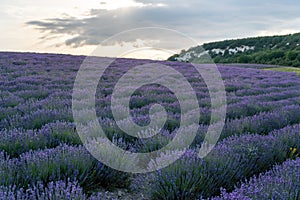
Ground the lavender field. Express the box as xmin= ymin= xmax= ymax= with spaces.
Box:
xmin=0 ymin=52 xmax=299 ymax=200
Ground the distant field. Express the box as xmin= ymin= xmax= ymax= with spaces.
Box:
xmin=264 ymin=66 xmax=300 ymax=76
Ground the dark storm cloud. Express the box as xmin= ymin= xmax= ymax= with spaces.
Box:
xmin=27 ymin=0 xmax=300 ymax=48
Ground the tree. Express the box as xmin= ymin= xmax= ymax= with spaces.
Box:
xmin=287 ymin=51 xmax=298 ymax=60
xmin=167 ymin=54 xmax=179 ymax=61
xmin=237 ymin=55 xmax=252 ymax=63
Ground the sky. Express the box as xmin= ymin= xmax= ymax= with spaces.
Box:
xmin=1 ymin=0 xmax=300 ymax=59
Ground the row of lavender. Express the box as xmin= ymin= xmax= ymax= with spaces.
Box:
xmin=133 ymin=125 xmax=300 ymax=199
xmin=1 ymin=157 xmax=298 ymax=200
xmin=1 ymin=104 xmax=299 ymax=158
xmin=213 ymin=157 xmax=300 ymax=200
xmin=0 ymin=52 xmax=299 ymax=199
xmin=0 ymin=125 xmax=300 ymax=199
xmin=0 ymin=125 xmax=299 ymax=199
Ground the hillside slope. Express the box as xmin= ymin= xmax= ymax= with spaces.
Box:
xmin=168 ymin=33 xmax=300 ymax=67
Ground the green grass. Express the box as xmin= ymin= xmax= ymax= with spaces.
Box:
xmin=264 ymin=67 xmax=300 ymax=76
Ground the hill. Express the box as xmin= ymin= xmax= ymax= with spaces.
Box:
xmin=168 ymin=32 xmax=300 ymax=67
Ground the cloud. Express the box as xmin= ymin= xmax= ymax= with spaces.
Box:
xmin=27 ymin=0 xmax=300 ymax=49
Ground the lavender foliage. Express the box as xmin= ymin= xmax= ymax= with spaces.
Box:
xmin=214 ymin=158 xmax=300 ymax=200
xmin=1 ymin=52 xmax=300 ymax=198
xmin=138 ymin=125 xmax=300 ymax=199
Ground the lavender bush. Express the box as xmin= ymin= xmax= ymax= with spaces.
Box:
xmin=214 ymin=158 xmax=300 ymax=200
xmin=139 ymin=125 xmax=300 ymax=199
xmin=0 ymin=144 xmax=130 ymax=192
xmin=0 ymin=122 xmax=81 ymax=157
xmin=0 ymin=180 xmax=87 ymax=200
